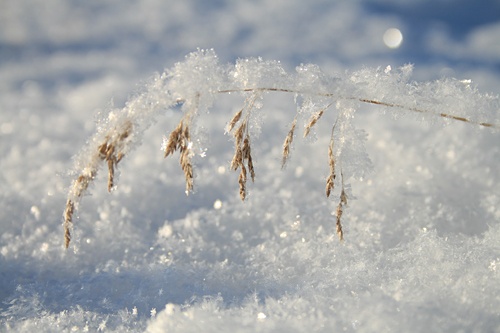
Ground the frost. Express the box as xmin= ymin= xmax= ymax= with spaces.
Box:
xmin=295 ymin=63 xmax=339 ymax=95
xmin=334 ymin=117 xmax=373 ymax=182
xmin=231 ymin=57 xmax=289 ymax=89
xmin=166 ymin=49 xmax=225 ymax=111
xmin=62 ymin=49 xmax=500 ymax=249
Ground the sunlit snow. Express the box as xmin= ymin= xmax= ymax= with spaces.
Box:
xmin=1 ymin=1 xmax=499 ymax=332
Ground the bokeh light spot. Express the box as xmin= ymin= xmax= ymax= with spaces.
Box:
xmin=383 ymin=28 xmax=403 ymax=49
xmin=213 ymin=199 xmax=222 ymax=210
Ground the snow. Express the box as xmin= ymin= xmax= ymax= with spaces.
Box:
xmin=1 ymin=1 xmax=499 ymax=332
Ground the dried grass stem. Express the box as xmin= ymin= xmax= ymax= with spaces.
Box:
xmin=218 ymin=88 xmax=498 ymax=129
xmin=63 ymin=120 xmax=133 ymax=248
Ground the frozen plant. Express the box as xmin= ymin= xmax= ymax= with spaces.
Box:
xmin=63 ymin=49 xmax=499 ymax=249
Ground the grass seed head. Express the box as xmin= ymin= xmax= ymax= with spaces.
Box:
xmin=304 ymin=109 xmax=324 ymax=138
xmin=227 ymin=108 xmax=243 ymax=133
xmin=326 ymin=144 xmax=336 ymax=197
xmin=164 ymin=122 xmax=183 ymax=157
xmin=335 ymin=203 xmax=344 ymax=241
xmin=63 ymin=199 xmax=75 ymax=248
xmin=239 ymin=164 xmax=247 ymax=200
xmin=281 ymin=118 xmax=297 ymax=168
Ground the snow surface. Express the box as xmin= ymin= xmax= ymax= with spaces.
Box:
xmin=1 ymin=0 xmax=499 ymax=332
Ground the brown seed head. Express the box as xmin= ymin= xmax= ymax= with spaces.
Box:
xmin=304 ymin=109 xmax=324 ymax=138
xmin=63 ymin=199 xmax=75 ymax=248
xmin=227 ymin=108 xmax=243 ymax=133
xmin=282 ymin=118 xmax=297 ymax=168
xmin=239 ymin=164 xmax=247 ymax=200
xmin=326 ymin=144 xmax=336 ymax=197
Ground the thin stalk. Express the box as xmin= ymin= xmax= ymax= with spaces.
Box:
xmin=217 ymin=87 xmax=499 ymax=129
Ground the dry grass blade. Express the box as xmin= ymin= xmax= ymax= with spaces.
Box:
xmin=326 ymin=144 xmax=336 ymax=197
xmin=99 ymin=121 xmax=133 ymax=192
xmin=107 ymin=159 xmax=115 ymax=192
xmin=231 ymin=122 xmax=246 ymax=171
xmin=227 ymin=94 xmax=260 ymax=200
xmin=326 ymin=120 xmax=338 ymax=198
xmin=63 ymin=199 xmax=75 ymax=248
xmin=304 ymin=108 xmax=331 ymax=138
xmin=163 ymin=119 xmax=194 ymax=194
xmin=334 ymin=170 xmax=348 ymax=241
xmin=182 ymin=157 xmax=194 ymax=194
xmin=64 ymin=120 xmax=133 ymax=248
xmin=239 ymin=164 xmax=247 ymax=200
xmin=64 ymin=168 xmax=98 ymax=248
xmin=232 ymin=129 xmax=254 ymax=199
xmin=335 ymin=206 xmax=343 ymax=240
xmin=164 ymin=121 xmax=183 ymax=157
xmin=234 ymin=120 xmax=246 ymax=144
xmin=64 ymin=53 xmax=500 ymax=250
xmin=226 ymin=108 xmax=243 ymax=133
xmin=180 ymin=124 xmax=194 ymax=194
xmin=98 ymin=142 xmax=116 ymax=191
xmin=243 ymin=137 xmax=255 ymax=182
xmin=231 ymin=147 xmax=243 ymax=171
xmin=247 ymin=149 xmax=255 ymax=182
xmin=281 ymin=117 xmax=297 ymax=169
